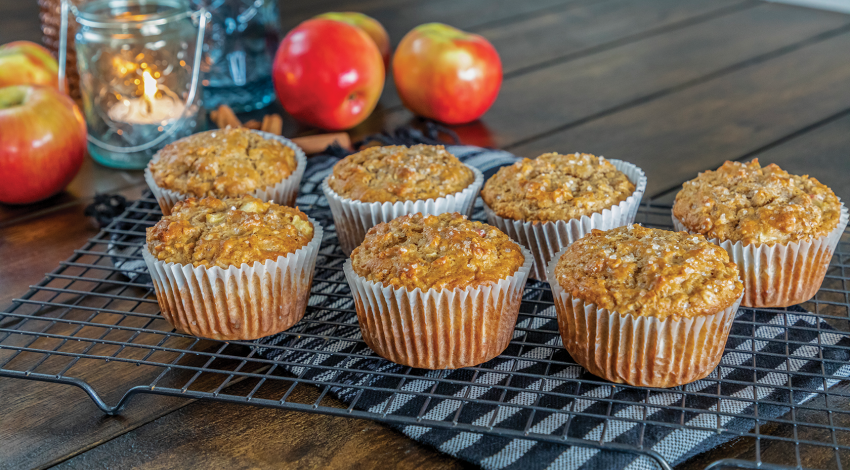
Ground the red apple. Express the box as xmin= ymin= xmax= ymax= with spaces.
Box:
xmin=273 ymin=19 xmax=385 ymax=131
xmin=393 ymin=23 xmax=502 ymax=125
xmin=0 ymin=85 xmax=87 ymax=204
xmin=314 ymin=12 xmax=390 ymax=70
xmin=0 ymin=41 xmax=63 ymax=90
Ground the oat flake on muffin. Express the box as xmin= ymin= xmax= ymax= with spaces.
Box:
xmin=149 ymin=128 xmax=298 ymax=198
xmin=555 ymin=225 xmax=743 ymax=320
xmin=147 ymin=195 xmax=313 ymax=269
xmin=351 ymin=212 xmax=524 ymax=291
xmin=673 ymin=159 xmax=841 ymax=245
xmin=481 ymin=152 xmax=635 ymax=222
xmin=328 ymin=144 xmax=475 ymax=203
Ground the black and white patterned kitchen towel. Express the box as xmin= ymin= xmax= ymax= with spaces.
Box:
xmin=257 ymin=145 xmax=850 ymax=470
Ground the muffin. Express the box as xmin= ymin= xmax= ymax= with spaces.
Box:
xmin=673 ymin=160 xmax=848 ymax=307
xmin=145 ymin=128 xmax=306 ymax=214
xmin=142 ymin=195 xmax=323 ymax=340
xmin=547 ymin=225 xmax=744 ymax=388
xmin=343 ymin=212 xmax=532 ymax=369
xmin=323 ymin=144 xmax=483 ymax=254
xmin=482 ymin=152 xmax=646 ymax=280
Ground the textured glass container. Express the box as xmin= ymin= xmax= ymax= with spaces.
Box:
xmin=70 ymin=0 xmax=206 ymax=169
xmin=194 ymin=0 xmax=280 ymax=112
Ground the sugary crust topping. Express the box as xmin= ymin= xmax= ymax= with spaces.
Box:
xmin=149 ymin=128 xmax=297 ymax=198
xmin=481 ymin=153 xmax=635 ymax=222
xmin=327 ymin=144 xmax=475 ymax=203
xmin=351 ymin=212 xmax=524 ymax=291
xmin=555 ymin=225 xmax=743 ymax=320
xmin=146 ymin=196 xmax=313 ymax=268
xmin=673 ymin=160 xmax=841 ymax=245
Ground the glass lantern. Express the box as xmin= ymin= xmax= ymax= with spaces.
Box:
xmin=60 ymin=0 xmax=208 ymax=169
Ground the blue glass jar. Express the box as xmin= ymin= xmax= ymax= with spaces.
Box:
xmin=194 ymin=0 xmax=280 ymax=112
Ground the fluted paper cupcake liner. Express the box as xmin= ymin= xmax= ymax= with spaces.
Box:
xmin=144 ymin=130 xmax=308 ymax=215
xmin=142 ymin=219 xmax=323 ymax=341
xmin=485 ymin=159 xmax=647 ymax=281
xmin=672 ymin=204 xmax=848 ymax=308
xmin=343 ymin=245 xmax=533 ymax=369
xmin=323 ymin=166 xmax=484 ymax=255
xmin=547 ymin=246 xmax=743 ymax=388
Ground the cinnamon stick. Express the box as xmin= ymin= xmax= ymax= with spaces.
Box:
xmin=214 ymin=104 xmax=241 ymax=128
xmin=260 ymin=114 xmax=283 ymax=135
xmin=291 ymin=133 xmax=352 ymax=155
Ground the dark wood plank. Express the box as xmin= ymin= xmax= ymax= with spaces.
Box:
xmin=374 ymin=3 xmax=850 ymax=151
xmin=0 ymin=0 xmax=41 ymax=44
xmin=505 ymin=17 xmax=850 ymax=197
xmin=650 ymin=110 xmax=850 ymax=206
xmin=0 ymin=159 xmax=145 ymax=226
xmin=50 ymin=378 xmax=473 ymax=470
xmin=372 ymin=0 xmax=753 ymax=109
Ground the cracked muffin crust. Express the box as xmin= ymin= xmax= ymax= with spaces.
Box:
xmin=673 ymin=160 xmax=841 ymax=245
xmin=350 ymin=212 xmax=524 ymax=291
xmin=328 ymin=144 xmax=475 ymax=203
xmin=554 ymin=225 xmax=743 ymax=320
xmin=147 ymin=195 xmax=313 ymax=269
xmin=149 ymin=128 xmax=298 ymax=198
xmin=481 ymin=152 xmax=635 ymax=222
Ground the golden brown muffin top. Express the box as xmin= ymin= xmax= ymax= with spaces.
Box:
xmin=481 ymin=153 xmax=635 ymax=222
xmin=149 ymin=128 xmax=298 ymax=198
xmin=327 ymin=144 xmax=475 ymax=203
xmin=555 ymin=225 xmax=743 ymax=320
xmin=146 ymin=196 xmax=313 ymax=269
xmin=351 ymin=212 xmax=525 ymax=291
xmin=673 ymin=160 xmax=841 ymax=245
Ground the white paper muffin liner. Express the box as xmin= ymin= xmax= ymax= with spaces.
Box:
xmin=323 ymin=165 xmax=484 ymax=255
xmin=484 ymin=159 xmax=647 ymax=281
xmin=546 ymin=245 xmax=743 ymax=388
xmin=142 ymin=219 xmax=323 ymax=341
xmin=343 ymin=245 xmax=533 ymax=369
xmin=144 ymin=130 xmax=308 ymax=215
xmin=672 ymin=203 xmax=848 ymax=308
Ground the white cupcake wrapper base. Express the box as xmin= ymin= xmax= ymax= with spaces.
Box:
xmin=142 ymin=220 xmax=323 ymax=341
xmin=343 ymin=245 xmax=533 ymax=369
xmin=672 ymin=204 xmax=848 ymax=308
xmin=485 ymin=159 xmax=647 ymax=281
xmin=145 ymin=130 xmax=308 ymax=215
xmin=547 ymin=245 xmax=743 ymax=388
xmin=324 ymin=166 xmax=484 ymax=255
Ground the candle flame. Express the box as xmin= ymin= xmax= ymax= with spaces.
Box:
xmin=143 ymin=70 xmax=157 ymax=100
xmin=142 ymin=70 xmax=157 ymax=114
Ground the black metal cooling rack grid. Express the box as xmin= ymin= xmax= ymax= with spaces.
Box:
xmin=2 ymin=188 xmax=850 ymax=470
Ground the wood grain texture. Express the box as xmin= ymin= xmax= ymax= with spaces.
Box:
xmin=650 ymin=110 xmax=850 ymax=206
xmin=508 ymin=20 xmax=850 ymax=197
xmin=51 ymin=378 xmax=474 ymax=470
xmin=374 ymin=3 xmax=850 ymax=150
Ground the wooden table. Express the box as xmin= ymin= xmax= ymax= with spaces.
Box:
xmin=2 ymin=0 xmax=850 ymax=468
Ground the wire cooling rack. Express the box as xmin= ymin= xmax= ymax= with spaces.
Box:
xmin=2 ymin=186 xmax=850 ymax=470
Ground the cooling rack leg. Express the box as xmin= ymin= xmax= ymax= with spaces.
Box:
xmin=0 ymin=370 xmax=142 ymax=415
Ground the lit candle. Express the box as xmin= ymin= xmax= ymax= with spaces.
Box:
xmin=108 ymin=70 xmax=185 ymax=124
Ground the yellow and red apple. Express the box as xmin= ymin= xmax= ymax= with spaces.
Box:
xmin=0 ymin=85 xmax=87 ymax=204
xmin=273 ymin=19 xmax=385 ymax=131
xmin=0 ymin=41 xmax=64 ymax=90
xmin=315 ymin=12 xmax=390 ymax=70
xmin=393 ymin=23 xmax=502 ymax=125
